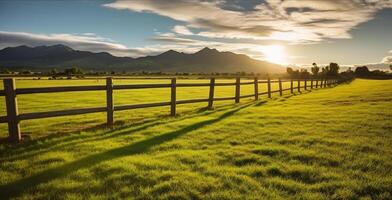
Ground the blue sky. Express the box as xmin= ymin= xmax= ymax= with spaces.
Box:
xmin=0 ymin=0 xmax=391 ymax=67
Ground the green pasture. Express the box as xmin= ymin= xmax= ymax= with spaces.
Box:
xmin=0 ymin=79 xmax=391 ymax=199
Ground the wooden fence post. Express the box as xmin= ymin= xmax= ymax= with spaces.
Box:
xmin=320 ymin=79 xmax=323 ymax=88
xmin=235 ymin=77 xmax=240 ymax=103
xmin=297 ymin=79 xmax=301 ymax=92
xmin=171 ymin=78 xmax=176 ymax=116
xmin=278 ymin=78 xmax=282 ymax=96
xmin=310 ymin=78 xmax=313 ymax=89
xmin=267 ymin=77 xmax=271 ymax=98
xmin=304 ymin=78 xmax=307 ymax=90
xmin=324 ymin=79 xmax=327 ymax=87
xmin=106 ymin=77 xmax=114 ymax=127
xmin=4 ymin=78 xmax=21 ymax=142
xmin=254 ymin=77 xmax=258 ymax=100
xmin=290 ymin=79 xmax=293 ymax=94
xmin=208 ymin=78 xmax=215 ymax=109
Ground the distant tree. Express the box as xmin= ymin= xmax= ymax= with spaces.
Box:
xmin=328 ymin=62 xmax=339 ymax=76
xmin=50 ymin=69 xmax=58 ymax=75
xmin=64 ymin=67 xmax=82 ymax=75
xmin=286 ymin=67 xmax=293 ymax=75
xmin=300 ymin=68 xmax=310 ymax=78
xmin=355 ymin=66 xmax=370 ymax=76
xmin=21 ymin=70 xmax=32 ymax=75
xmin=311 ymin=63 xmax=319 ymax=76
xmin=1 ymin=68 xmax=11 ymax=74
xmin=390 ymin=64 xmax=392 ymax=71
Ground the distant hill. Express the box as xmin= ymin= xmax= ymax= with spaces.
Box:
xmin=0 ymin=45 xmax=284 ymax=73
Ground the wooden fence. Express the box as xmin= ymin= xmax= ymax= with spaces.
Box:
xmin=0 ymin=77 xmax=342 ymax=142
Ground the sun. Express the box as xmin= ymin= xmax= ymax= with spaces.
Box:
xmin=259 ymin=45 xmax=289 ymax=65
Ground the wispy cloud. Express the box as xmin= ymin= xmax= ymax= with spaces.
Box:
xmin=382 ymin=50 xmax=392 ymax=64
xmin=0 ymin=31 xmax=166 ymax=57
xmin=172 ymin=25 xmax=194 ymax=35
xmin=103 ymin=0 xmax=392 ymax=43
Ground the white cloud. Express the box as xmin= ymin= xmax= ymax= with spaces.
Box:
xmin=382 ymin=56 xmax=392 ymax=64
xmin=381 ymin=49 xmax=392 ymax=64
xmin=103 ymin=0 xmax=392 ymax=43
xmin=172 ymin=25 xmax=193 ymax=35
xmin=0 ymin=31 xmax=160 ymax=57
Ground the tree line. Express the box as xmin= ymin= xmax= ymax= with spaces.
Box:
xmin=286 ymin=62 xmax=340 ymax=78
xmin=286 ymin=63 xmax=392 ymax=79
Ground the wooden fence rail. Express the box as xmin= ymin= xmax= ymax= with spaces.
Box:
xmin=0 ymin=77 xmax=345 ymax=142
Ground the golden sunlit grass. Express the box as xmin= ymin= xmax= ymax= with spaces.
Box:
xmin=0 ymin=79 xmax=391 ymax=199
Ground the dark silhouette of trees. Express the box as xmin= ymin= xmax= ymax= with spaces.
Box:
xmin=355 ymin=66 xmax=370 ymax=76
xmin=21 ymin=70 xmax=32 ymax=75
xmin=1 ymin=68 xmax=11 ymax=74
xmin=354 ymin=66 xmax=392 ymax=79
xmin=328 ymin=63 xmax=339 ymax=76
xmin=286 ymin=67 xmax=310 ymax=78
xmin=286 ymin=67 xmax=293 ymax=75
xmin=318 ymin=63 xmax=340 ymax=77
xmin=311 ymin=63 xmax=319 ymax=76
xmin=50 ymin=69 xmax=58 ymax=75
xmin=64 ymin=67 xmax=83 ymax=75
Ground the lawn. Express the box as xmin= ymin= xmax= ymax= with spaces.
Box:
xmin=0 ymin=79 xmax=391 ymax=199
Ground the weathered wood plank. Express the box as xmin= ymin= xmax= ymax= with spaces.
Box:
xmin=106 ymin=77 xmax=114 ymax=127
xmin=0 ymin=116 xmax=7 ymax=123
xmin=208 ymin=78 xmax=215 ymax=109
xmin=254 ymin=77 xmax=259 ymax=100
xmin=214 ymin=97 xmax=236 ymax=101
xmin=267 ymin=77 xmax=272 ymax=98
xmin=235 ymin=77 xmax=240 ymax=103
xmin=171 ymin=78 xmax=176 ymax=116
xmin=4 ymin=78 xmax=21 ymax=142
xmin=239 ymin=81 xmax=254 ymax=85
xmin=19 ymin=107 xmax=107 ymax=120
xmin=215 ymin=82 xmax=236 ymax=86
xmin=176 ymin=83 xmax=210 ymax=87
xmin=177 ymin=98 xmax=209 ymax=104
xmin=239 ymin=94 xmax=255 ymax=99
xmin=16 ymin=85 xmax=105 ymax=94
xmin=278 ymin=78 xmax=283 ymax=96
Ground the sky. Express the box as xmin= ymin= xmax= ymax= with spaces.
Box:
xmin=0 ymin=0 xmax=391 ymax=67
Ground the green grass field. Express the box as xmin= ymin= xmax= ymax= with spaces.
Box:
xmin=0 ymin=79 xmax=391 ymax=199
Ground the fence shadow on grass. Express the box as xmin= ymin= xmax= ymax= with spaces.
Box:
xmin=0 ymin=103 xmax=246 ymax=163
xmin=0 ymin=102 xmax=253 ymax=199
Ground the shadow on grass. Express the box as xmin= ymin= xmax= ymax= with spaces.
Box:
xmin=0 ymin=103 xmax=252 ymax=199
xmin=0 ymin=104 xmax=242 ymax=163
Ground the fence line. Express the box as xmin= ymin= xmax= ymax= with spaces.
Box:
xmin=0 ymin=77 xmax=345 ymax=142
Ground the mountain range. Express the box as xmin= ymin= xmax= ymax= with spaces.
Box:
xmin=0 ymin=44 xmax=284 ymax=73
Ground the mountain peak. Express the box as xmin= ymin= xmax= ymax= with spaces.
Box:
xmin=196 ymin=47 xmax=219 ymax=54
xmin=158 ymin=49 xmax=181 ymax=57
xmin=38 ymin=44 xmax=74 ymax=52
